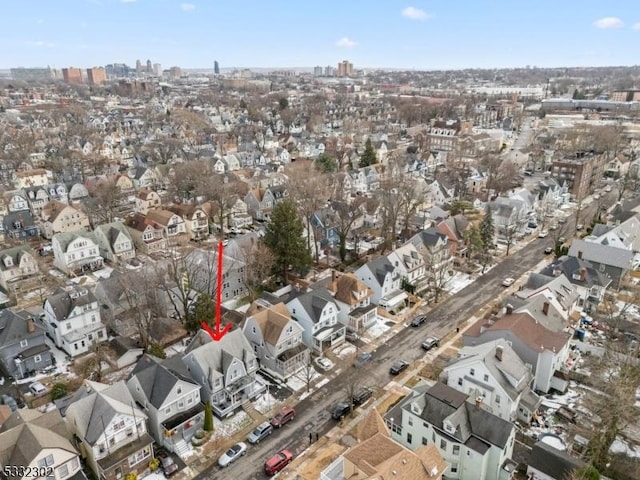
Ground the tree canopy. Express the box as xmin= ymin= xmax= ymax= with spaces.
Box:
xmin=359 ymin=138 xmax=377 ymax=167
xmin=315 ymin=152 xmax=338 ymax=173
xmin=263 ymin=198 xmax=312 ymax=281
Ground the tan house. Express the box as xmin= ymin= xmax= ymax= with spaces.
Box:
xmin=167 ymin=204 xmax=209 ymax=241
xmin=12 ymin=168 xmax=50 ymax=189
xmin=320 ymin=409 xmax=447 ymax=480
xmin=134 ymin=188 xmax=162 ymax=215
xmin=146 ymin=209 xmax=186 ymax=238
xmin=328 ymin=272 xmax=376 ymax=334
xmin=40 ymin=200 xmax=90 ymax=239
xmin=109 ymin=173 xmax=135 ymax=192
xmin=0 ymin=246 xmax=39 ymax=294
xmin=124 ymin=213 xmax=168 ymax=254
xmin=94 ymin=221 xmax=136 ymax=262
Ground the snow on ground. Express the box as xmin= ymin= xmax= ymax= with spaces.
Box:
xmin=165 ymin=340 xmax=187 ymax=358
xmin=541 ymin=389 xmax=582 ymax=410
xmin=610 ymin=437 xmax=640 ymax=458
xmin=91 ymin=267 xmax=114 ymax=279
xmin=253 ymin=391 xmax=279 ymax=416
xmin=299 ymin=377 xmax=330 ymax=401
xmin=539 ymin=433 xmax=567 ymax=450
xmin=286 ymin=369 xmax=321 ymax=392
xmin=447 ymin=272 xmax=474 ymax=295
xmin=140 ymin=472 xmax=166 ymax=480
xmin=214 ymin=411 xmax=252 ymax=438
xmin=333 ymin=344 xmax=356 ymax=359
xmin=365 ymin=318 xmax=391 ymax=339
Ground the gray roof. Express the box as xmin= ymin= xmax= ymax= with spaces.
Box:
xmin=409 ymin=227 xmax=447 ymax=249
xmin=95 ymin=221 xmax=133 ymax=253
xmin=0 ymin=246 xmax=37 ymax=273
xmin=46 ymin=287 xmax=97 ymax=322
xmin=0 ymin=309 xmax=45 ymax=347
xmin=539 ymin=256 xmax=611 ymax=289
xmin=52 ymin=230 xmax=99 ymax=252
xmin=66 ymin=380 xmax=146 ymax=445
xmin=363 ymin=256 xmax=396 ymax=287
xmin=286 ymin=287 xmax=338 ymax=324
xmin=568 ymin=239 xmax=633 ymax=269
xmin=528 ymin=441 xmax=585 ymax=478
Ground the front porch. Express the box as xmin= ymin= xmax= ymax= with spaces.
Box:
xmin=211 ymin=374 xmax=267 ymax=418
xmin=275 ymin=344 xmax=310 ymax=379
xmin=161 ymin=403 xmax=205 ymax=452
xmin=378 ymin=290 xmax=408 ymax=312
xmin=348 ymin=303 xmax=377 ymax=332
xmin=97 ymin=433 xmax=154 ymax=480
xmin=313 ymin=324 xmax=346 ymax=352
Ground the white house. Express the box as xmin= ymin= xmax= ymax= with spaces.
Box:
xmin=388 ymin=242 xmax=428 ymax=294
xmin=285 ymin=287 xmax=346 ymax=352
xmin=385 ymin=382 xmax=517 ymax=480
xmin=127 ymin=355 xmax=204 ymax=454
xmin=355 ymin=256 xmax=407 ymax=311
xmin=52 ymin=231 xmax=104 ymax=275
xmin=43 ymin=287 xmax=107 ymax=358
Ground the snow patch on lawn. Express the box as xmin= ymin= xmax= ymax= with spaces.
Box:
xmin=286 ymin=369 xmax=321 ymax=392
xmin=333 ymin=344 xmax=356 ymax=358
xmin=610 ymin=437 xmax=640 ymax=458
xmin=299 ymin=377 xmax=330 ymax=401
xmin=253 ymin=391 xmax=279 ymax=415
xmin=447 ymin=272 xmax=474 ymax=295
xmin=365 ymin=318 xmax=390 ymax=339
xmin=214 ymin=411 xmax=252 ymax=438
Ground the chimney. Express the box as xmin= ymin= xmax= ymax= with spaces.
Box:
xmin=475 ymin=396 xmax=483 ymax=409
xmin=505 ymin=304 xmax=514 ymax=315
xmin=578 ymin=267 xmax=586 ymax=281
xmin=331 ymin=270 xmax=336 ymax=283
xmin=577 ymin=250 xmax=583 ymax=260
xmin=27 ymin=317 xmax=35 ymax=333
xmin=495 ymin=345 xmax=503 ymax=361
xmin=542 ymin=301 xmax=550 ymax=316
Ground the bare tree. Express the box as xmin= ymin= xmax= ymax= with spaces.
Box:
xmin=425 ymin=247 xmax=453 ymax=303
xmin=499 ymin=223 xmax=519 ymax=257
xmin=239 ymin=238 xmax=276 ymax=301
xmin=83 ymin=179 xmax=123 ymax=226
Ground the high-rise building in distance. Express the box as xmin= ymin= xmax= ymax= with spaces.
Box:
xmin=324 ymin=65 xmax=335 ymax=77
xmin=214 ymin=60 xmax=220 ymax=74
xmin=135 ymin=59 xmax=142 ymax=75
xmin=153 ymin=63 xmax=162 ymax=76
xmin=169 ymin=66 xmax=182 ymax=78
xmin=313 ymin=66 xmax=323 ymax=76
xmin=337 ymin=60 xmax=354 ymax=77
xmin=86 ymin=67 xmax=106 ymax=85
xmin=146 ymin=59 xmax=152 ymax=73
xmin=10 ymin=67 xmax=54 ymax=81
xmin=62 ymin=67 xmax=83 ymax=84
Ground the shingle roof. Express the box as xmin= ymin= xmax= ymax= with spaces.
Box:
xmin=527 ymin=441 xmax=585 ymax=479
xmin=46 ymin=288 xmax=96 ymax=322
xmin=568 ymin=239 xmax=633 ymax=269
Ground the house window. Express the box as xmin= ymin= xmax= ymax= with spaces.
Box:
xmin=453 ymin=445 xmax=460 ymax=455
xmin=38 ymin=454 xmax=55 ymax=467
xmin=457 ymin=377 xmax=463 ymax=386
xmin=71 ymin=458 xmax=79 ymax=470
xmin=599 ymin=264 xmax=605 ymax=272
xmin=406 ymin=433 xmax=412 ymax=444
xmin=440 ymin=439 xmax=447 ymax=450
xmin=422 ymin=437 xmax=428 ymax=445
xmin=408 ymin=417 xmax=413 ymax=426
xmin=187 ymin=396 xmax=193 ymax=404
xmin=20 ymin=339 xmax=28 ymax=348
xmin=451 ymin=463 xmax=458 ymax=474
xmin=432 ymin=432 xmax=435 ymax=442
xmin=495 ymin=395 xmax=501 ymax=404
xmin=165 ymin=406 xmax=171 ymax=414
xmin=470 ymin=368 xmax=475 ymax=376
xmin=34 ymin=355 xmax=41 ymax=363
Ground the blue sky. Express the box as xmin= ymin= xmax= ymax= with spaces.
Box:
xmin=2 ymin=0 xmax=640 ymax=70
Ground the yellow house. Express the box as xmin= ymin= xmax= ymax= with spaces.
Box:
xmin=40 ymin=200 xmax=90 ymax=239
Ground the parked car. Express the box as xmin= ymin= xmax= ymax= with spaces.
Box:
xmin=410 ymin=315 xmax=427 ymax=327
xmin=264 ymin=449 xmax=294 ymax=476
xmin=501 ymin=277 xmax=515 ymax=287
xmin=314 ymin=357 xmax=333 ymax=371
xmin=421 ymin=337 xmax=440 ymax=351
xmin=352 ymin=387 xmax=373 ymax=407
xmin=549 ymin=224 xmax=558 ymax=231
xmin=389 ymin=360 xmax=409 ymax=375
xmin=544 ymin=246 xmax=554 ymax=254
xmin=605 ymin=185 xmax=612 ymax=192
xmin=354 ymin=352 xmax=373 ymax=367
xmin=576 ymin=224 xmax=584 ymax=231
xmin=247 ymin=421 xmax=273 ymax=444
xmin=29 ymin=381 xmax=47 ymax=396
xmin=331 ymin=401 xmax=352 ymax=420
xmin=270 ymin=406 xmax=295 ymax=428
xmin=159 ymin=454 xmax=179 ymax=476
xmin=0 ymin=394 xmax=17 ymax=412
xmin=538 ymin=230 xmax=549 ymax=238
xmin=218 ymin=442 xmax=247 ymax=468
xmin=528 ymin=222 xmax=538 ymax=229
xmin=559 ymin=237 xmax=566 ymax=244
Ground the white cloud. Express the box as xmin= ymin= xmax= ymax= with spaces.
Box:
xmin=121 ymin=0 xmax=136 ymax=3
xmin=335 ymin=37 xmax=356 ymax=48
xmin=402 ymin=6 xmax=431 ymax=21
xmin=180 ymin=3 xmax=195 ymax=11
xmin=593 ymin=16 xmax=624 ymax=29
xmin=633 ymin=22 xmax=640 ymax=30
xmin=26 ymin=41 xmax=55 ymax=48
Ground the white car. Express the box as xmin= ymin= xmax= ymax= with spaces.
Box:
xmin=314 ymin=357 xmax=334 ymax=371
xmin=538 ymin=230 xmax=548 ymax=238
xmin=502 ymin=278 xmax=516 ymax=287
xmin=29 ymin=381 xmax=47 ymax=396
xmin=218 ymin=442 xmax=247 ymax=467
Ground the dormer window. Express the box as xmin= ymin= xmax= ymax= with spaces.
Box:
xmin=3 ymin=256 xmax=13 ymax=268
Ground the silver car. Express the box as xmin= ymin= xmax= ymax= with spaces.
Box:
xmin=218 ymin=442 xmax=247 ymax=468
xmin=247 ymin=421 xmax=273 ymax=444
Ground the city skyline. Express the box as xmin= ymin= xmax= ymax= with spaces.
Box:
xmin=3 ymin=0 xmax=640 ymax=70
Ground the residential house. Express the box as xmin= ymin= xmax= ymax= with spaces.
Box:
xmin=127 ymin=355 xmax=204 ymax=454
xmin=285 ymin=287 xmax=346 ymax=352
xmin=310 ymin=207 xmax=340 ymax=248
xmin=463 ymin=312 xmax=572 ymax=394
xmin=362 ymin=166 xmax=380 ymax=191
xmin=327 ymin=272 xmax=377 ymax=334
xmin=52 ymin=231 xmax=104 ymax=275
xmin=0 ymin=310 xmax=53 ymax=380
xmin=222 ymin=154 xmax=241 ymax=171
xmin=436 ymin=215 xmax=470 ymax=257
xmin=167 ymin=204 xmax=209 ymax=241
xmin=124 ymin=213 xmax=168 ymax=254
xmin=408 ymin=227 xmax=453 ymax=280
xmin=4 ymin=191 xmax=29 ymax=213
xmin=0 ymin=246 xmax=39 ymax=295
xmin=589 ymin=214 xmax=640 ymax=252
xmin=540 ymin=256 xmax=611 ymax=313
xmin=134 ymin=188 xmax=161 ymax=215
xmin=526 ymin=441 xmax=586 ymax=480
xmin=0 ymin=409 xmax=85 ymax=480
xmin=40 ymin=200 xmax=90 ymax=239
xmin=43 ymin=287 xmax=107 ymax=358
xmin=355 ymin=256 xmax=407 ymax=311
xmin=130 ymin=166 xmax=158 ymax=189
xmin=24 ymin=184 xmax=68 ymax=215
xmin=68 ymin=183 xmax=89 ymax=201
xmin=242 ymin=302 xmax=309 ymax=380
xmin=183 ymin=247 xmax=247 ymax=303
xmin=244 ymin=185 xmax=288 ymax=222
xmin=109 ymin=173 xmax=134 ymax=193
xmin=385 ymin=382 xmax=517 ymax=480
xmin=94 ymin=221 xmax=136 ymax=263
xmin=442 ymin=341 xmax=541 ymax=423
xmin=182 ymin=328 xmax=266 ymax=417
xmin=568 ymin=239 xmax=634 ymax=289
xmin=489 ymin=198 xmax=529 ymax=241
xmin=228 ymin=198 xmax=253 ymax=229
xmin=65 ymin=381 xmax=154 ymax=480
xmin=425 ymin=180 xmax=455 ymax=207
xmin=388 ymin=242 xmax=428 ymax=294
xmin=349 ymin=169 xmax=368 ymax=194
xmin=320 ymin=409 xmax=447 ymax=480
xmin=146 ymin=209 xmax=187 ymax=238
xmin=3 ymin=211 xmax=39 ymax=240
xmin=13 ymin=169 xmax=50 ymax=189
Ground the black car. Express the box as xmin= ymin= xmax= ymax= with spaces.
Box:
xmin=410 ymin=315 xmax=426 ymax=327
xmin=331 ymin=401 xmax=352 ymax=420
xmin=389 ymin=360 xmax=409 ymax=375
xmin=352 ymin=387 xmax=373 ymax=407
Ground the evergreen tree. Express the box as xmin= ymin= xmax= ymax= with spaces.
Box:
xmin=479 ymin=207 xmax=495 ymax=273
xmin=359 ymin=138 xmax=377 ymax=167
xmin=203 ymin=401 xmax=214 ymax=431
xmin=264 ymin=198 xmax=312 ymax=281
xmin=464 ymin=225 xmax=483 ymax=259
xmin=315 ymin=153 xmax=338 ymax=173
